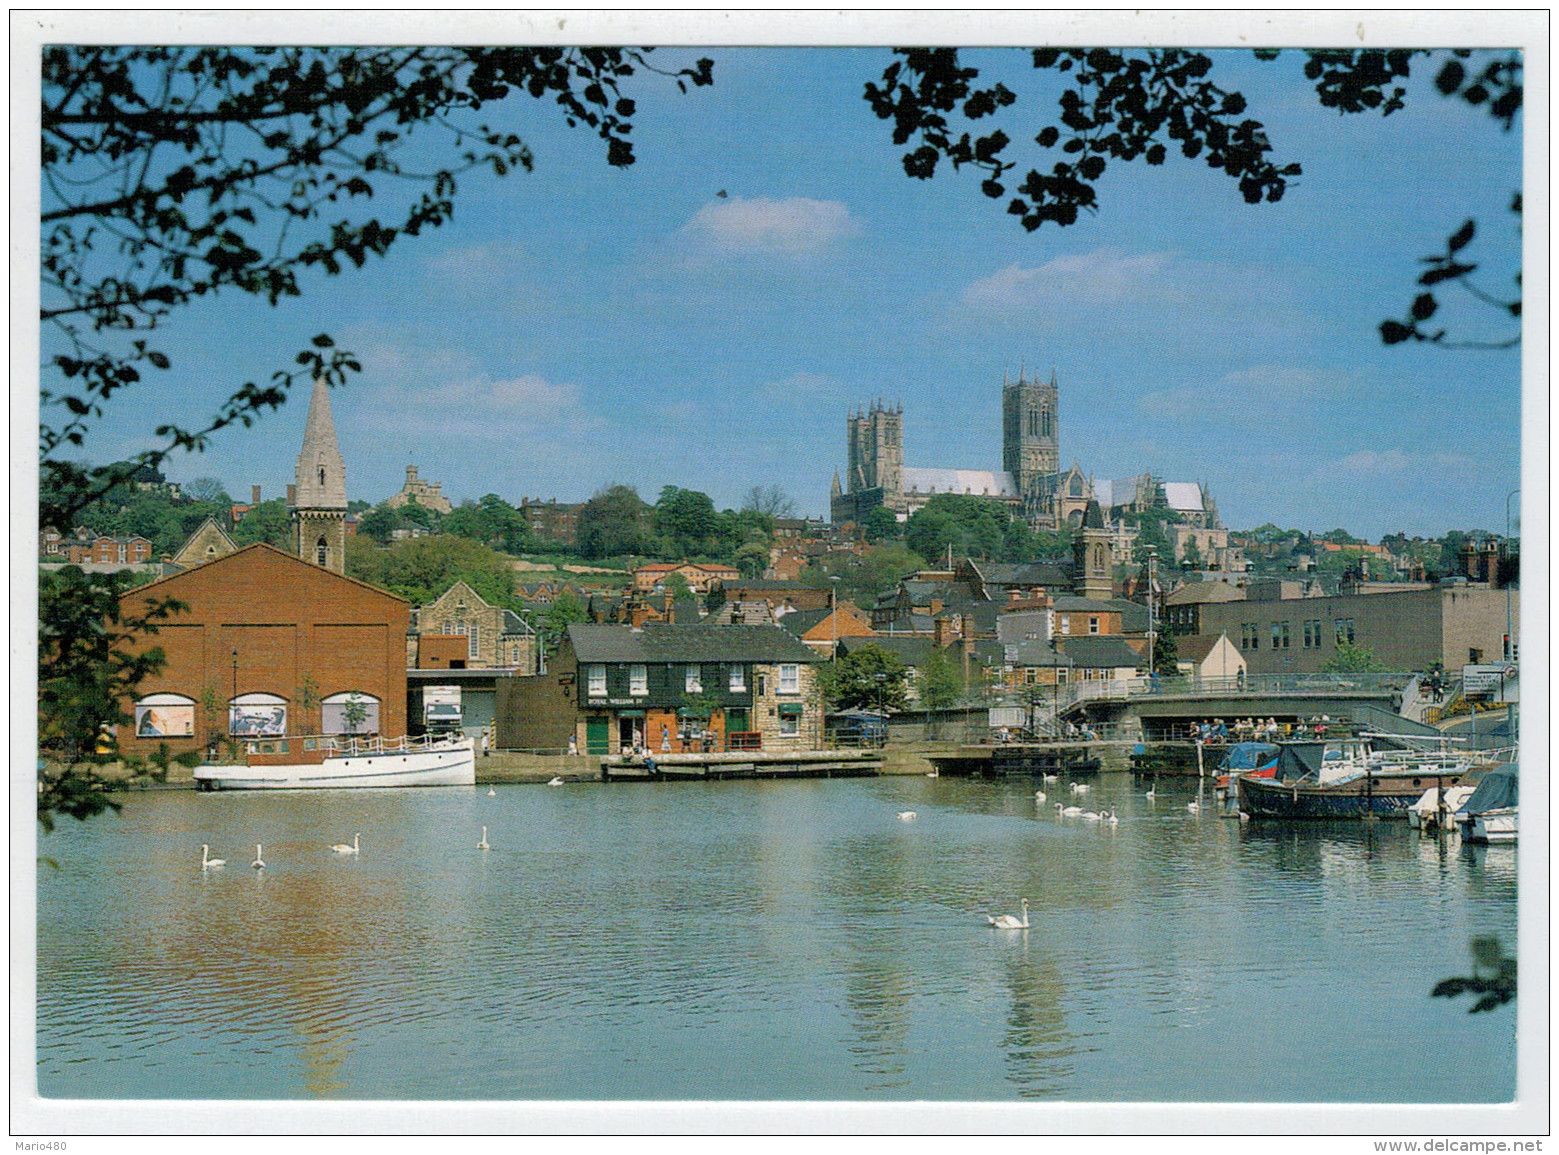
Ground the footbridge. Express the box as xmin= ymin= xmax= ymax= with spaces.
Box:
xmin=1053 ymin=673 xmax=1410 ymax=742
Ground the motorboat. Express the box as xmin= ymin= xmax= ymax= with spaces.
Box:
xmin=1456 ymin=763 xmax=1518 ymax=844
xmin=1236 ymin=737 xmax=1473 ymax=820
xmin=193 ymin=732 xmax=475 ymax=790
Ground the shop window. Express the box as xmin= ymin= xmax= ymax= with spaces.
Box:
xmin=630 ymin=664 xmax=648 ymax=696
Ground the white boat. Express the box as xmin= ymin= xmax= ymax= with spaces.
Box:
xmin=193 ymin=733 xmax=475 ymax=790
xmin=1454 ymin=763 xmax=1518 ymax=844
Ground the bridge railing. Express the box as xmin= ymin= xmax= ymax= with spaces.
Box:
xmin=1007 ymin=671 xmax=1413 ymax=715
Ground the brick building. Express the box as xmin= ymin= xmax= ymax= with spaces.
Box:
xmin=115 ymin=543 xmax=410 ymax=758
xmin=632 ymin=560 xmax=740 ymax=595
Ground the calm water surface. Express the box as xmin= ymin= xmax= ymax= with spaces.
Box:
xmin=36 ymin=774 xmax=1517 ymax=1101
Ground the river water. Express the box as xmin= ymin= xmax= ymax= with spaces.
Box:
xmin=35 ymin=774 xmax=1517 ymax=1103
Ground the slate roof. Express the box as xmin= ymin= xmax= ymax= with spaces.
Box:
xmin=1174 ymin=633 xmax=1232 ymax=664
xmin=567 ymin=622 xmax=822 ymax=664
xmin=1050 ymin=595 xmax=1151 ymax=633
xmin=1005 ymin=639 xmax=1068 ymax=667
xmin=1165 ymin=581 xmax=1247 ymax=606
xmin=965 ymin=560 xmax=1071 ymax=590
xmin=501 ymin=610 xmax=534 ymax=636
xmin=1055 ymin=636 xmax=1146 ymax=669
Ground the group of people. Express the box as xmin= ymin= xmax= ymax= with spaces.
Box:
xmin=1193 ymin=715 xmax=1334 ymax=744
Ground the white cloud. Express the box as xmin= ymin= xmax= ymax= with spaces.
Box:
xmin=760 ymin=370 xmax=833 ymax=396
xmin=681 ymin=196 xmax=859 ymax=258
xmin=1331 ymin=449 xmax=1412 ymax=477
xmin=964 ymin=250 xmax=1176 ymax=310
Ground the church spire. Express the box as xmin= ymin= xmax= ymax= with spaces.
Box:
xmin=290 ymin=378 xmax=348 ymax=573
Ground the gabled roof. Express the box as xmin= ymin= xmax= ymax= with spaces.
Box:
xmin=1175 ymin=633 xmax=1234 ymax=663
xmin=567 ymin=622 xmax=823 ymax=664
xmin=119 ymin=542 xmax=408 ymax=606
xmin=501 ymin=609 xmax=534 ymax=635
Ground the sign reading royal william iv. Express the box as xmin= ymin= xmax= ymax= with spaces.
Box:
xmin=1462 ymin=663 xmax=1517 ymax=695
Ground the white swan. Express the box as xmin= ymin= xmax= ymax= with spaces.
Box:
xmin=1042 ymin=773 xmax=1058 ymax=784
xmin=1034 ymin=790 xmax=1047 ymax=803
xmin=1145 ymin=785 xmax=1156 ymax=800
xmin=1105 ymin=809 xmax=1120 ymax=826
xmin=477 ymin=826 xmax=490 ymax=850
xmin=330 ymin=832 xmax=361 ymax=855
xmin=1058 ymin=803 xmax=1083 ymax=817
xmin=1187 ymin=800 xmax=1201 ymax=814
xmin=925 ymin=769 xmax=938 ymax=778
xmin=487 ymin=787 xmax=496 ymax=797
xmin=897 ymin=811 xmax=917 ymax=821
xmin=988 ymin=899 xmax=1030 ymax=929
xmin=1081 ymin=810 xmax=1102 ymax=822
xmin=251 ymin=843 xmax=265 ymax=869
xmin=547 ymin=776 xmax=564 ymax=787
xmin=200 ymin=843 xmax=225 ymax=869
xmin=1070 ymin=782 xmax=1091 ymax=795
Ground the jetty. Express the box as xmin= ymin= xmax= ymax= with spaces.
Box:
xmin=927 ymin=741 xmax=1104 ymax=778
xmin=601 ymin=749 xmax=882 ymax=782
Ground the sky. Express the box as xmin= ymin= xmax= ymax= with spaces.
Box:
xmin=43 ymin=20 xmax=1530 ymax=541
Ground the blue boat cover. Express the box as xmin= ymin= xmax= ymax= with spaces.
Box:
xmin=1222 ymin=742 xmax=1280 ymax=772
xmin=1461 ymin=764 xmax=1518 ymax=814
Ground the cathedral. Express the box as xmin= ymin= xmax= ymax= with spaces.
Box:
xmin=829 ymin=369 xmax=1223 ymax=547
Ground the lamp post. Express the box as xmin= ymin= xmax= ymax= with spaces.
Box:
xmin=230 ymin=648 xmax=238 ymax=739
xmin=829 ymin=575 xmax=841 ymax=659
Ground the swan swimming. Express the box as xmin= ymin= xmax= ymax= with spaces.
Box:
xmin=547 ymin=776 xmax=565 ymax=787
xmin=330 ymin=832 xmax=361 ymax=855
xmin=251 ymin=844 xmax=265 ymax=869
xmin=1105 ymin=809 xmax=1119 ymax=826
xmin=477 ymin=826 xmax=490 ymax=850
xmin=1042 ymin=773 xmax=1058 ymax=784
xmin=487 ymin=788 xmax=496 ymax=797
xmin=200 ymin=844 xmax=225 ymax=869
xmin=1070 ymin=782 xmax=1091 ymax=795
xmin=1187 ymin=801 xmax=1201 ymax=814
xmin=1055 ymin=802 xmax=1083 ymax=817
xmin=897 ymin=811 xmax=917 ymax=821
xmin=1145 ymin=785 xmax=1156 ymax=800
xmin=925 ymin=769 xmax=939 ymax=778
xmin=1081 ymin=810 xmax=1102 ymax=822
xmin=1034 ymin=790 xmax=1047 ymax=803
xmin=988 ymin=899 xmax=1030 ymax=929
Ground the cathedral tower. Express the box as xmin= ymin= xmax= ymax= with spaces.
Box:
xmin=845 ymin=400 xmax=903 ymax=501
xmin=290 ymin=378 xmax=347 ymax=574
xmin=1002 ymin=368 xmax=1060 ymax=518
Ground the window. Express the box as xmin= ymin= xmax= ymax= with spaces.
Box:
xmin=1303 ymin=620 xmax=1320 ymax=649
xmin=1271 ymin=622 xmax=1290 ymax=650
xmin=322 ymin=691 xmax=381 ymax=735
xmin=1059 ymin=614 xmax=1070 ymax=634
xmin=229 ymin=692 xmax=288 ymax=737
xmin=134 ymin=693 xmax=195 ymax=738
xmin=1088 ymin=616 xmax=1100 ymax=635
xmin=778 ymin=664 xmax=800 ymax=694
xmin=1240 ymin=623 xmax=1259 ymax=651
xmin=779 ymin=712 xmax=800 ymax=736
xmin=1335 ymin=618 xmax=1356 ymax=646
xmin=315 ymin=537 xmax=328 ymax=566
xmin=587 ymin=664 xmax=606 ymax=697
xmin=755 ymin=672 xmax=767 ymax=696
xmin=630 ymin=664 xmax=648 ymax=696
xmin=467 ymin=624 xmax=480 ymax=660
xmin=729 ymin=665 xmax=745 ymax=693
xmin=685 ymin=665 xmax=703 ymax=693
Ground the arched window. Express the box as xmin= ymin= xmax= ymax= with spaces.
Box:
xmin=1041 ymin=407 xmax=1052 ymax=438
xmin=229 ymin=692 xmax=288 ymax=737
xmin=1069 ymin=474 xmax=1084 ymax=497
xmin=134 ymin=692 xmax=195 ymax=738
xmin=318 ymin=464 xmax=327 ymax=487
xmin=316 ymin=537 xmax=328 ymax=566
xmin=322 ymin=691 xmax=381 ymax=736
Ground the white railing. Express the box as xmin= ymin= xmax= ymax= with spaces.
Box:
xmin=324 ymin=732 xmax=468 ymax=757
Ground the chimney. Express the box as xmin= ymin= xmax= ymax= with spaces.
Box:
xmin=664 ymin=592 xmax=674 ymax=623
xmin=251 ymin=484 xmax=261 ymax=505
xmin=933 ymin=617 xmax=955 ymax=649
xmin=929 ymin=597 xmax=943 ymax=615
xmin=1008 ymin=588 xmax=1023 ymax=603
xmin=961 ymin=632 xmax=974 ymax=656
xmin=630 ymin=604 xmax=651 ymax=629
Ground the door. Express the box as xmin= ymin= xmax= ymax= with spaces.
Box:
xmin=585 ymin=716 xmax=610 ymax=755
xmin=724 ymin=708 xmax=748 ymax=750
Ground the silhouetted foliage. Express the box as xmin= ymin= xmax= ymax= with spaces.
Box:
xmin=1432 ymin=937 xmax=1516 ymax=1013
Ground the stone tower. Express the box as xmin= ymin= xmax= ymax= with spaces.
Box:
xmin=846 ymin=400 xmax=903 ymax=501
xmin=290 ymin=378 xmax=347 ymax=574
xmin=1072 ymin=499 xmax=1114 ymax=601
xmin=1002 ymin=368 xmax=1060 ymax=518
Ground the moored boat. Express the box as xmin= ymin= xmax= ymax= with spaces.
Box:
xmin=1456 ymin=763 xmax=1518 ymax=844
xmin=193 ymin=732 xmax=475 ymax=790
xmin=1236 ymin=737 xmax=1471 ymax=820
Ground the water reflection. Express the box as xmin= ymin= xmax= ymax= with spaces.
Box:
xmin=36 ymin=778 xmax=1518 ymax=1102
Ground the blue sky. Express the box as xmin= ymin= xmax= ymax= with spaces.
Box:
xmin=67 ymin=41 xmax=1525 ymax=540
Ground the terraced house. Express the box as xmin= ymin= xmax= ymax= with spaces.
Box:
xmin=500 ymin=622 xmax=824 ymax=755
